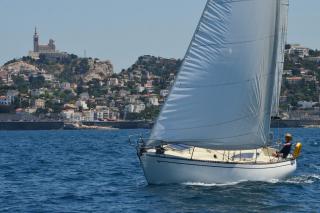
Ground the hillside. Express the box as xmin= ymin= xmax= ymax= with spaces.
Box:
xmin=281 ymin=48 xmax=320 ymax=110
xmin=1 ymin=54 xmax=113 ymax=84
xmin=0 ymin=46 xmax=320 ymax=121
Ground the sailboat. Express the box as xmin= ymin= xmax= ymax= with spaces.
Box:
xmin=136 ymin=0 xmax=300 ymax=184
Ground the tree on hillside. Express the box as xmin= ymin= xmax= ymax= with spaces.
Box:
xmin=37 ymin=54 xmax=50 ymax=65
xmin=12 ymin=76 xmax=29 ymax=93
xmin=4 ymin=59 xmax=18 ymax=66
xmin=76 ymin=58 xmax=90 ymax=74
xmin=29 ymin=76 xmax=45 ymax=89
xmin=309 ymin=49 xmax=320 ymax=57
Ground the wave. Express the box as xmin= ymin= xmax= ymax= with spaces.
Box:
xmin=311 ymin=164 xmax=320 ymax=170
xmin=266 ymin=179 xmax=281 ymax=184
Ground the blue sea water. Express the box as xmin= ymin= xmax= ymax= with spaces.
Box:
xmin=0 ymin=128 xmax=319 ymax=213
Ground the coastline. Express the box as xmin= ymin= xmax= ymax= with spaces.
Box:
xmin=0 ymin=119 xmax=319 ymax=130
xmin=0 ymin=120 xmax=153 ymax=130
xmin=0 ymin=121 xmax=64 ymax=130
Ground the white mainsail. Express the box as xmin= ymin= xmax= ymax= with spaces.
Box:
xmin=272 ymin=0 xmax=289 ymax=117
xmin=149 ymin=0 xmax=281 ymax=150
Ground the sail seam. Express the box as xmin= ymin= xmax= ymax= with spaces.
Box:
xmin=158 ymin=109 xmax=271 ymax=132
xmin=177 ymin=70 xmax=273 ymax=89
xmin=196 ymin=33 xmax=277 ymax=47
xmin=149 ymin=132 xmax=257 ymax=145
xmin=214 ymin=0 xmax=277 ymax=4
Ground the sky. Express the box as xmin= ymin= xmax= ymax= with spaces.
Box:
xmin=0 ymin=0 xmax=319 ymax=72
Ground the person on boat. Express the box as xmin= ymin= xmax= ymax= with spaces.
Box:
xmin=273 ymin=133 xmax=293 ymax=158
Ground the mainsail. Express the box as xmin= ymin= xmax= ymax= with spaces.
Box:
xmin=272 ymin=0 xmax=289 ymax=117
xmin=149 ymin=0 xmax=281 ymax=150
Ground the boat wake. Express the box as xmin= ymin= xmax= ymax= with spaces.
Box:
xmin=284 ymin=174 xmax=320 ymax=184
xmin=268 ymin=174 xmax=320 ymax=185
xmin=181 ymin=174 xmax=320 ymax=187
xmin=182 ymin=181 xmax=243 ymax=187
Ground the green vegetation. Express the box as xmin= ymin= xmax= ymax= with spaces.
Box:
xmin=281 ymin=51 xmax=320 ymax=109
xmin=1 ymin=48 xmax=320 ymax=120
xmin=22 ymin=54 xmax=91 ymax=83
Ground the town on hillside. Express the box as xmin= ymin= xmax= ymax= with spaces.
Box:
xmin=0 ymin=30 xmax=320 ymax=123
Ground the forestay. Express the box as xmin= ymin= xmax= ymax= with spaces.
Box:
xmin=149 ymin=0 xmax=281 ymax=150
xmin=272 ymin=0 xmax=289 ymax=117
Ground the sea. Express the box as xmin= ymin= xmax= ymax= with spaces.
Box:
xmin=0 ymin=128 xmax=319 ymax=213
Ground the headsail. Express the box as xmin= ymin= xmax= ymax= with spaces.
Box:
xmin=149 ymin=0 xmax=281 ymax=150
xmin=272 ymin=0 xmax=289 ymax=117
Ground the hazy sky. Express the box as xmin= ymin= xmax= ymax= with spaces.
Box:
xmin=0 ymin=0 xmax=319 ymax=71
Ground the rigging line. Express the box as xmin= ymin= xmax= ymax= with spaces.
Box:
xmin=148 ymin=132 xmax=264 ymax=148
xmin=150 ymin=0 xmax=211 ymax=135
xmin=150 ymin=132 xmax=254 ymax=142
xmin=195 ymin=33 xmax=277 ymax=47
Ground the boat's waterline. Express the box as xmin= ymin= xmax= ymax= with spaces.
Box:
xmin=140 ymin=153 xmax=297 ymax=185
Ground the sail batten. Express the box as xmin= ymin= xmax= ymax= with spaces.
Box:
xmin=149 ymin=0 xmax=282 ymax=150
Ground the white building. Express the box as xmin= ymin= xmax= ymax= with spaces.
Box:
xmin=62 ymin=109 xmax=75 ymax=120
xmin=119 ymin=89 xmax=129 ymax=97
xmin=127 ymin=95 xmax=139 ymax=104
xmin=160 ymin=89 xmax=170 ymax=97
xmin=107 ymin=78 xmax=119 ymax=86
xmin=96 ymin=111 xmax=105 ymax=120
xmin=61 ymin=82 xmax=71 ymax=90
xmin=25 ymin=107 xmax=37 ymax=114
xmin=148 ymin=96 xmax=159 ymax=106
xmin=298 ymin=101 xmax=317 ymax=109
xmin=35 ymin=99 xmax=45 ymax=109
xmin=125 ymin=103 xmax=145 ymax=113
xmin=288 ymin=44 xmax=309 ymax=58
xmin=73 ymin=112 xmax=83 ymax=121
xmin=125 ymin=104 xmax=135 ymax=113
xmin=83 ymin=110 xmax=95 ymax=121
xmin=42 ymin=73 xmax=54 ymax=81
xmin=137 ymin=85 xmax=145 ymax=93
xmin=135 ymin=103 xmax=146 ymax=113
xmin=76 ymin=100 xmax=88 ymax=110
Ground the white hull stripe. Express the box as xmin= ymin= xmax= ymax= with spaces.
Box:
xmin=146 ymin=154 xmax=294 ymax=169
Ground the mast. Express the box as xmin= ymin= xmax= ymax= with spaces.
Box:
xmin=272 ymin=0 xmax=289 ymax=117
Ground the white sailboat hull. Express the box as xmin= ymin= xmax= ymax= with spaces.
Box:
xmin=140 ymin=153 xmax=297 ymax=185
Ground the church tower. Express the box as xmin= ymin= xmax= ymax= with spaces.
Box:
xmin=33 ymin=27 xmax=39 ymax=52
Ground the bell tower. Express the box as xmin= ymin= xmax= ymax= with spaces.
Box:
xmin=33 ymin=27 xmax=39 ymax=52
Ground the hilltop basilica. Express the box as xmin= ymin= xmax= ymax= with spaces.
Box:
xmin=29 ymin=28 xmax=67 ymax=60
